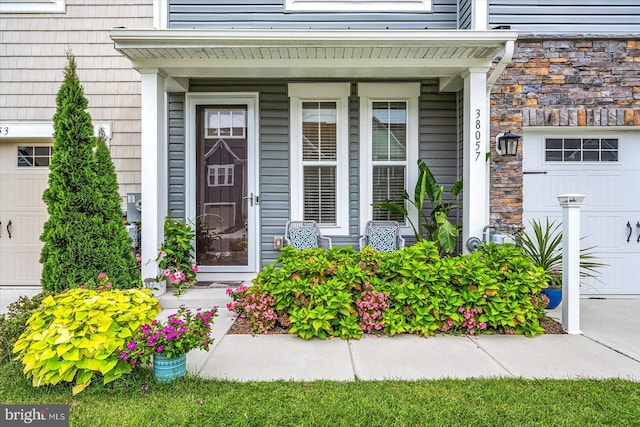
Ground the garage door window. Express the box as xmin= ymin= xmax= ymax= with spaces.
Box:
xmin=545 ymin=138 xmax=618 ymax=162
xmin=17 ymin=146 xmax=53 ymax=167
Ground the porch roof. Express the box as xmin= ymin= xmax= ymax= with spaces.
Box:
xmin=110 ymin=28 xmax=517 ymax=84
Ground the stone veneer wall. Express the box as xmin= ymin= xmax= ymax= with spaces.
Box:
xmin=489 ymin=36 xmax=640 ymax=225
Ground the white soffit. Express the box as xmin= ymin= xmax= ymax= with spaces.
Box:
xmin=110 ymin=29 xmax=517 ymax=79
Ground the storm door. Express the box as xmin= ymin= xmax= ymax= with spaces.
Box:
xmin=195 ymin=104 xmax=256 ymax=271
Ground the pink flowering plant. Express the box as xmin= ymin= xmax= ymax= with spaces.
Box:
xmin=355 ymin=283 xmax=389 ymax=334
xmin=156 ymin=217 xmax=199 ymax=296
xmin=227 ymin=285 xmax=278 ymax=334
xmin=119 ymin=305 xmax=217 ymax=365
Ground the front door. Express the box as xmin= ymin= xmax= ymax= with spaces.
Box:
xmin=194 ymin=101 xmax=258 ymax=273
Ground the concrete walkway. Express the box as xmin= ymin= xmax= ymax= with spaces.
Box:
xmin=157 ymin=289 xmax=640 ymax=382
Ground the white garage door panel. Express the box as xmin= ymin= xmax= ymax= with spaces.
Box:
xmin=523 ymin=133 xmax=640 ymax=295
xmin=581 ymin=256 xmax=624 ymax=293
xmin=0 ymin=142 xmax=49 ymax=287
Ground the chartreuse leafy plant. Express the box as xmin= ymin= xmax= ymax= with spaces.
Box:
xmin=232 ymin=242 xmax=548 ymax=339
xmin=0 ymin=292 xmax=51 ymax=363
xmin=12 ymin=287 xmax=160 ymax=395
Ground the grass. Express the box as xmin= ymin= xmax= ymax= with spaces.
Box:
xmin=1 ymin=362 xmax=639 ymax=426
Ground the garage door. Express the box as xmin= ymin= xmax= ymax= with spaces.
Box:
xmin=523 ymin=132 xmax=640 ymax=295
xmin=0 ymin=141 xmax=50 ymax=287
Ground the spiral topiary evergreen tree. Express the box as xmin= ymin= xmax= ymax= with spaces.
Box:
xmin=40 ymin=51 xmax=139 ymax=292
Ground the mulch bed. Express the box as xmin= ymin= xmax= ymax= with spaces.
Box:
xmin=227 ymin=314 xmax=566 ymax=335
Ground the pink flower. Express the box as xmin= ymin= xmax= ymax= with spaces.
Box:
xmin=156 ymin=346 xmax=163 ymax=353
xmin=192 ymin=265 xmax=199 ymax=273
xmin=161 ymin=252 xmax=167 ymax=258
xmin=163 ymin=269 xmax=171 ymax=277
xmin=98 ymin=272 xmax=107 ymax=280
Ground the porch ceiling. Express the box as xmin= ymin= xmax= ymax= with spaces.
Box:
xmin=110 ymin=29 xmax=517 ymax=80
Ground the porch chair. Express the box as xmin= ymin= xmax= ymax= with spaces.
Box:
xmin=359 ymin=220 xmax=405 ymax=252
xmin=284 ymin=220 xmax=332 ymax=250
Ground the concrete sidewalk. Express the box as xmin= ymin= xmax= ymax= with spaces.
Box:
xmin=157 ymin=289 xmax=640 ymax=382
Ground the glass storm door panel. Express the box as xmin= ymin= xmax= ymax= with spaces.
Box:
xmin=196 ymin=105 xmax=250 ymax=268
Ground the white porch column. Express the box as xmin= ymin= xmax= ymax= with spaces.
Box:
xmin=140 ymin=70 xmax=167 ymax=281
xmin=462 ymin=68 xmax=490 ymax=253
xmin=558 ymin=193 xmax=585 ymax=335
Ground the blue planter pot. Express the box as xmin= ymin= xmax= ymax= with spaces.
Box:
xmin=153 ymin=353 xmax=186 ymax=383
xmin=541 ymin=288 xmax=562 ymax=309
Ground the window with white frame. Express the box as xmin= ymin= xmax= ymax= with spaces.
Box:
xmin=289 ymin=83 xmax=350 ymax=235
xmin=0 ymin=0 xmax=65 ymax=13
xmin=285 ymin=0 xmax=431 ymax=12
xmin=359 ymin=83 xmax=420 ymax=232
xmin=207 ymin=164 xmax=234 ymax=187
xmin=545 ymin=137 xmax=618 ymax=162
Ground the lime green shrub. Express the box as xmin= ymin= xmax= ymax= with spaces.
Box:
xmin=239 ymin=242 xmax=548 ymax=339
xmin=0 ymin=292 xmax=51 ymax=363
xmin=13 ymin=288 xmax=161 ymax=394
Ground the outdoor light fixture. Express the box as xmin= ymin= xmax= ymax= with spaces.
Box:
xmin=496 ymin=130 xmax=521 ymax=156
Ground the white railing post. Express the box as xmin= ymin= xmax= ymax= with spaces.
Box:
xmin=557 ymin=193 xmax=585 ymax=334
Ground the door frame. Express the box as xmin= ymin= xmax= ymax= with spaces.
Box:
xmin=186 ymin=93 xmax=260 ymax=273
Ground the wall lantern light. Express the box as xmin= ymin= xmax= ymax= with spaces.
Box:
xmin=496 ymin=130 xmax=521 ymax=156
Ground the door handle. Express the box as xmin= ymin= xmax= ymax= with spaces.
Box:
xmin=637 ymin=221 xmax=640 ymax=243
xmin=628 ymin=221 xmax=633 ymax=243
xmin=6 ymin=219 xmax=11 ymax=239
xmin=244 ymin=193 xmax=254 ymax=207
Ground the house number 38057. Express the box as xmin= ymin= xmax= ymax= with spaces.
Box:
xmin=474 ymin=109 xmax=481 ymax=161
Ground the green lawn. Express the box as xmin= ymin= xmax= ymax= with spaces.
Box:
xmin=1 ymin=362 xmax=638 ymax=426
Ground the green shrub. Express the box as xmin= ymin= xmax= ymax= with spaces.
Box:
xmin=12 ymin=288 xmax=160 ymax=394
xmin=244 ymin=242 xmax=547 ymax=339
xmin=0 ymin=292 xmax=51 ymax=363
xmin=40 ymin=52 xmax=139 ymax=292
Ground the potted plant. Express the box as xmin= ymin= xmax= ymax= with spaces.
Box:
xmin=520 ymin=218 xmax=604 ymax=309
xmin=156 ymin=217 xmax=198 ymax=296
xmin=119 ymin=305 xmax=218 ymax=382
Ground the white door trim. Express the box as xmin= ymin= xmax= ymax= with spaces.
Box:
xmin=186 ymin=92 xmax=260 ymax=273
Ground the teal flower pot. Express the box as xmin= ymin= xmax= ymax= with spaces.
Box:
xmin=153 ymin=353 xmax=186 ymax=383
xmin=541 ymin=288 xmax=562 ymax=309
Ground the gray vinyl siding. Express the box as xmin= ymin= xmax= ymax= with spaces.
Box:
xmin=180 ymin=79 xmax=458 ymax=265
xmin=168 ymin=93 xmax=186 ymax=219
xmin=489 ymin=0 xmax=640 ymax=33
xmin=458 ymin=0 xmax=472 ymax=29
xmin=419 ymin=81 xmax=461 ymax=249
xmin=168 ymin=0 xmax=458 ymax=29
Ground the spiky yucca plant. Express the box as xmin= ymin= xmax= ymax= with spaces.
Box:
xmin=520 ymin=218 xmax=605 ymax=288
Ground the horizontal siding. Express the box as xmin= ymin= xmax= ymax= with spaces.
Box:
xmin=420 ymin=81 xmax=458 ymax=186
xmin=420 ymin=81 xmax=461 ymax=250
xmin=169 ymin=0 xmax=458 ymax=29
xmin=168 ymin=93 xmax=186 ymax=219
xmin=0 ymin=0 xmax=153 ymax=203
xmin=489 ymin=1 xmax=640 ymax=33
